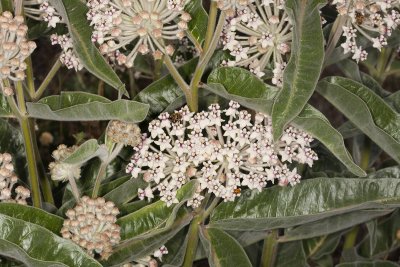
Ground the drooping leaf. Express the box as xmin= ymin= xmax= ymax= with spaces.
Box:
xmin=0 ymin=214 xmax=102 ymax=267
xmin=48 ymin=0 xmax=126 ymax=95
xmin=200 ymin=227 xmax=252 ymax=267
xmin=185 ymin=1 xmax=208 ymax=46
xmin=26 ymin=92 xmax=149 ymax=122
xmin=63 ymin=139 xmax=107 ymax=165
xmin=210 ymin=178 xmax=400 ymax=231
xmin=271 ymin=0 xmax=325 ymax=140
xmin=205 ymin=67 xmax=365 ymax=176
xmin=317 ymin=76 xmax=400 ymax=164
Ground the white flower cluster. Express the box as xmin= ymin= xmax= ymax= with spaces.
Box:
xmin=0 ymin=12 xmax=36 ymax=82
xmin=49 ymin=144 xmax=81 ymax=182
xmin=333 ymin=0 xmax=400 ymax=62
xmin=126 ymin=102 xmax=318 ymax=208
xmin=122 ymin=245 xmax=168 ymax=267
xmin=86 ymin=0 xmax=192 ymax=67
xmin=107 ymin=120 xmax=142 ymax=147
xmin=220 ymin=0 xmax=292 ymax=86
xmin=50 ymin=34 xmax=83 ymax=71
xmin=0 ymin=153 xmax=30 ymax=205
xmin=61 ymin=196 xmax=121 ymax=260
xmin=24 ymin=0 xmax=62 ymax=28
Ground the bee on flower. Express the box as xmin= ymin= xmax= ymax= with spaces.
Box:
xmin=126 ymin=101 xmax=318 ymax=208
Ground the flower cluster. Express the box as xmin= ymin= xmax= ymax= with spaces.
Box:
xmin=0 ymin=12 xmax=36 ymax=82
xmin=49 ymin=144 xmax=81 ymax=182
xmin=213 ymin=0 xmax=254 ymax=13
xmin=122 ymin=245 xmax=168 ymax=267
xmin=61 ymin=196 xmax=121 ymax=260
xmin=333 ymin=0 xmax=400 ymax=62
xmin=86 ymin=0 xmax=192 ymax=67
xmin=126 ymin=102 xmax=318 ymax=208
xmin=0 ymin=153 xmax=30 ymax=204
xmin=107 ymin=120 xmax=142 ymax=147
xmin=50 ymin=34 xmax=83 ymax=71
xmin=24 ymin=0 xmax=62 ymax=28
xmin=220 ymin=0 xmax=292 ymax=85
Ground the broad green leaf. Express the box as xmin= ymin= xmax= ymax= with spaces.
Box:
xmin=281 ymin=209 xmax=393 ymax=241
xmin=103 ymin=177 xmax=147 ymax=206
xmin=48 ymin=0 xmax=126 ymax=95
xmin=210 ymin=178 xmax=400 ymax=231
xmin=0 ymin=214 xmax=102 ymax=267
xmin=63 ymin=139 xmax=107 ymax=165
xmin=104 ymin=210 xmax=192 ymax=266
xmin=117 ymin=180 xmax=197 ymax=240
xmin=0 ymin=203 xmax=63 ymax=234
xmin=317 ymin=76 xmax=400 ymax=164
xmin=271 ymin=0 xmax=325 ymax=140
xmin=205 ymin=67 xmax=365 ymax=176
xmin=275 ymin=241 xmax=308 ymax=267
xmin=0 ymin=94 xmax=12 ymax=117
xmin=303 ymin=233 xmax=342 ymax=260
xmin=27 ymin=92 xmax=149 ymax=122
xmin=185 ymin=1 xmax=208 ymax=46
xmin=200 ymin=228 xmax=252 ymax=267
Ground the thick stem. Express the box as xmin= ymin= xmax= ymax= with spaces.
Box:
xmin=25 ymin=57 xmax=36 ymax=99
xmin=33 ymin=59 xmax=62 ymax=101
xmin=182 ymin=214 xmax=202 ymax=267
xmin=260 ymin=230 xmax=279 ymax=267
xmin=92 ymin=162 xmax=108 ymax=198
xmin=202 ymin=2 xmax=218 ymax=55
xmin=342 ymin=226 xmax=359 ymax=250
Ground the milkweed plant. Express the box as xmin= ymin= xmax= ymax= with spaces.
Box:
xmin=0 ymin=0 xmax=400 ymax=266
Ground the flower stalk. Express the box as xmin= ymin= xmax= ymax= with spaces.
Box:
xmin=260 ymin=230 xmax=279 ymax=267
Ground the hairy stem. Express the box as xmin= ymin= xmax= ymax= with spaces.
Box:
xmin=92 ymin=161 xmax=108 ymax=198
xmin=68 ymin=176 xmax=81 ymax=202
xmin=260 ymin=230 xmax=279 ymax=267
xmin=33 ymin=59 xmax=62 ymax=101
xmin=182 ymin=214 xmax=202 ymax=267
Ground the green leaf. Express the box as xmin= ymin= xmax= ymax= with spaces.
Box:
xmin=271 ymin=0 xmax=325 ymax=140
xmin=0 ymin=214 xmax=102 ymax=267
xmin=63 ymin=139 xmax=107 ymax=165
xmin=185 ymin=1 xmax=208 ymax=46
xmin=210 ymin=178 xmax=400 ymax=231
xmin=200 ymin=228 xmax=252 ymax=267
xmin=117 ymin=180 xmax=197 ymax=240
xmin=205 ymin=67 xmax=365 ymax=177
xmin=0 ymin=94 xmax=12 ymax=118
xmin=303 ymin=233 xmax=342 ymax=260
xmin=337 ymin=261 xmax=400 ymax=267
xmin=103 ymin=177 xmax=147 ymax=206
xmin=317 ymin=76 xmax=400 ymax=164
xmin=48 ymin=0 xmax=126 ymax=95
xmin=275 ymin=241 xmax=308 ymax=267
xmin=26 ymin=92 xmax=149 ymax=122
xmin=0 ymin=203 xmax=63 ymax=234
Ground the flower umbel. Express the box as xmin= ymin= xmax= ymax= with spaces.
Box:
xmin=49 ymin=144 xmax=81 ymax=182
xmin=126 ymin=102 xmax=318 ymax=208
xmin=0 ymin=11 xmax=36 ymax=82
xmin=61 ymin=196 xmax=121 ymax=260
xmin=0 ymin=153 xmax=30 ymax=204
xmin=221 ymin=0 xmax=292 ymax=84
xmin=86 ymin=0 xmax=192 ymax=67
xmin=107 ymin=120 xmax=142 ymax=147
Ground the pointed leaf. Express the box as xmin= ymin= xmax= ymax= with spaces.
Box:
xmin=185 ymin=1 xmax=208 ymax=46
xmin=63 ymin=139 xmax=107 ymax=165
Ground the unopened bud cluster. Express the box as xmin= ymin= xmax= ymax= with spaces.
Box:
xmin=333 ymin=0 xmax=400 ymax=62
xmin=49 ymin=144 xmax=81 ymax=182
xmin=86 ymin=0 xmax=192 ymax=67
xmin=107 ymin=120 xmax=142 ymax=147
xmin=0 ymin=153 xmax=30 ymax=204
xmin=126 ymin=102 xmax=318 ymax=208
xmin=219 ymin=0 xmax=292 ymax=86
xmin=61 ymin=196 xmax=121 ymax=260
xmin=0 ymin=12 xmax=36 ymax=81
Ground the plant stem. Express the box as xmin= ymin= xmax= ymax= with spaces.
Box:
xmin=182 ymin=214 xmax=202 ymax=267
xmin=92 ymin=161 xmax=108 ymax=198
xmin=68 ymin=176 xmax=80 ymax=202
xmin=203 ymin=2 xmax=218 ymax=54
xmin=25 ymin=57 xmax=36 ymax=99
xmin=342 ymin=226 xmax=359 ymax=250
xmin=33 ymin=59 xmax=62 ymax=101
xmin=260 ymin=230 xmax=279 ymax=267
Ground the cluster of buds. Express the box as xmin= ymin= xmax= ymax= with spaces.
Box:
xmin=24 ymin=0 xmax=62 ymax=28
xmin=213 ymin=0 xmax=255 ymax=13
xmin=333 ymin=0 xmax=400 ymax=62
xmin=61 ymin=196 xmax=121 ymax=260
xmin=86 ymin=0 xmax=192 ymax=67
xmin=126 ymin=102 xmax=318 ymax=208
xmin=0 ymin=153 xmax=30 ymax=205
xmin=50 ymin=34 xmax=83 ymax=71
xmin=49 ymin=144 xmax=81 ymax=182
xmin=107 ymin=120 xmax=142 ymax=147
xmin=220 ymin=0 xmax=292 ymax=86
xmin=0 ymin=12 xmax=36 ymax=81
xmin=122 ymin=246 xmax=168 ymax=267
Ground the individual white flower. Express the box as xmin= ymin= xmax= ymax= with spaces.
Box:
xmin=49 ymin=144 xmax=81 ymax=181
xmin=221 ymin=0 xmax=292 ymax=80
xmin=87 ymin=0 xmax=192 ymax=67
xmin=23 ymin=0 xmax=62 ymax=28
xmin=0 ymin=153 xmax=30 ymax=205
xmin=333 ymin=0 xmax=400 ymax=61
xmin=126 ymin=102 xmax=318 ymax=207
xmin=0 ymin=12 xmax=36 ymax=82
xmin=153 ymin=245 xmax=168 ymax=261
xmin=61 ymin=196 xmax=120 ymax=260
